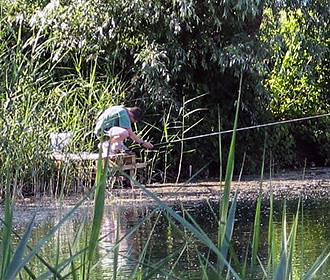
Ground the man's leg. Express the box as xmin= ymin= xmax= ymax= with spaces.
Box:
xmin=108 ymin=127 xmax=129 ymax=143
xmin=107 ymin=127 xmax=129 ymax=153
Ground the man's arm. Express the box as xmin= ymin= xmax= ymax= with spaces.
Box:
xmin=127 ymin=128 xmax=153 ymax=149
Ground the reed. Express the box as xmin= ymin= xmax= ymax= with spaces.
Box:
xmin=1 ymin=141 xmax=329 ymax=279
xmin=1 ymin=1 xmax=330 ymax=279
xmin=2 ymin=66 xmax=330 ymax=279
xmin=0 ymin=3 xmax=133 ymax=196
xmin=0 ymin=44 xmax=129 ymax=197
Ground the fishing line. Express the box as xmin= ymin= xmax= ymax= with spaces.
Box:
xmin=153 ymin=112 xmax=330 ymax=147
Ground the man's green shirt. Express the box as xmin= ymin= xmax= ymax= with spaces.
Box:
xmin=94 ymin=106 xmax=131 ymax=136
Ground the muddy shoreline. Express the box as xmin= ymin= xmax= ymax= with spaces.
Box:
xmin=12 ymin=166 xmax=330 ymax=207
xmin=106 ymin=166 xmax=330 ymax=205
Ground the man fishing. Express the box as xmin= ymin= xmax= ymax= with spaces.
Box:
xmin=94 ymin=105 xmax=153 ymax=155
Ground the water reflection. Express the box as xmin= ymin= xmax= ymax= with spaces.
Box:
xmin=7 ymin=198 xmax=330 ymax=279
xmin=98 ymin=206 xmax=141 ymax=278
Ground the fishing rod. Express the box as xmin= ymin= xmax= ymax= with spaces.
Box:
xmin=153 ymin=112 xmax=330 ymax=147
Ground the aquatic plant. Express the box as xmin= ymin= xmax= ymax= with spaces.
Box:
xmin=1 ymin=66 xmax=330 ymax=279
xmin=0 ymin=3 xmax=329 ymax=276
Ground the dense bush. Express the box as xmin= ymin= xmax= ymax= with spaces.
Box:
xmin=0 ymin=0 xmax=329 ymax=192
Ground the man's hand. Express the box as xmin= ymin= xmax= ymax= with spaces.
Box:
xmin=142 ymin=141 xmax=153 ymax=149
xmin=128 ymin=129 xmax=154 ymax=149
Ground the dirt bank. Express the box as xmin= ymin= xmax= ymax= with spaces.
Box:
xmin=107 ymin=166 xmax=330 ymax=205
xmin=10 ymin=167 xmax=330 ymax=207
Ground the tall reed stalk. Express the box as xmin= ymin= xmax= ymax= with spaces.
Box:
xmin=176 ymin=93 xmax=208 ymax=183
xmin=216 ymin=70 xmax=243 ymax=276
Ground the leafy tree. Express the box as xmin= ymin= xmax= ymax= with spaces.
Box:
xmin=259 ymin=4 xmax=330 ymax=166
xmin=262 ymin=9 xmax=328 ymax=117
xmin=1 ymin=0 xmax=329 ymax=181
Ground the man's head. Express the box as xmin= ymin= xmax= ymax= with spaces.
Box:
xmin=127 ymin=107 xmax=142 ymax=123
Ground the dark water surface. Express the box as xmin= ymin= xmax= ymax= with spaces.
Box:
xmin=6 ymin=197 xmax=330 ymax=279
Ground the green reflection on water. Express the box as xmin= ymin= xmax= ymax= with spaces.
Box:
xmin=8 ymin=199 xmax=330 ymax=279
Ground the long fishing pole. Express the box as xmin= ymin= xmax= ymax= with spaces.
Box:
xmin=153 ymin=112 xmax=330 ymax=147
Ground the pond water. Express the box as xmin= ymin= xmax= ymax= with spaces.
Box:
xmin=5 ymin=197 xmax=330 ymax=279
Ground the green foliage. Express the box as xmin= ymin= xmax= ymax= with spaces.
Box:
xmin=0 ymin=1 xmax=329 ymax=277
xmin=0 ymin=0 xmax=129 ymax=192
xmin=0 ymin=0 xmax=329 ymax=192
xmin=263 ymin=9 xmax=328 ymax=117
xmin=1 ymin=66 xmax=329 ymax=279
xmin=259 ymin=5 xmax=330 ymax=167
xmin=2 ymin=0 xmax=265 ymax=101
